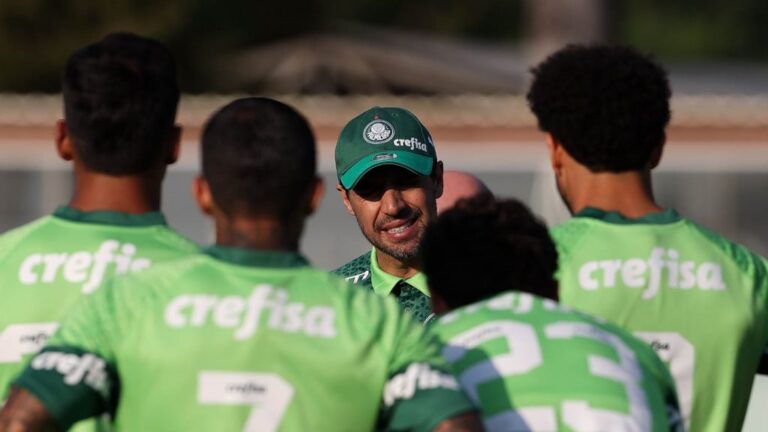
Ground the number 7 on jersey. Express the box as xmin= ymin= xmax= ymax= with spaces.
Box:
xmin=198 ymin=371 xmax=294 ymax=432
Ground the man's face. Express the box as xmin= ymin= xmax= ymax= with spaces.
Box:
xmin=340 ymin=164 xmax=443 ymax=262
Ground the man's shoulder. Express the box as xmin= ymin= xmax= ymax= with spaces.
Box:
xmin=0 ymin=215 xmax=57 ymax=258
xmin=680 ymin=218 xmax=767 ymax=276
xmin=0 ymin=215 xmax=52 ymax=239
xmin=332 ymin=252 xmax=373 ymax=285
xmin=148 ymin=225 xmax=199 ymax=255
xmin=549 ymin=217 xmax=591 ymax=244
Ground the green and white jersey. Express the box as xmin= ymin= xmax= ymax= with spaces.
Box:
xmin=14 ymin=246 xmax=473 ymax=432
xmin=432 ymin=291 xmax=681 ymax=432
xmin=333 ymin=248 xmax=434 ymax=324
xmin=552 ymin=207 xmax=768 ymax=432
xmin=0 ymin=206 xmax=197 ymax=402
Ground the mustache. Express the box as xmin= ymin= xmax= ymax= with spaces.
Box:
xmin=375 ymin=209 xmax=422 ymax=230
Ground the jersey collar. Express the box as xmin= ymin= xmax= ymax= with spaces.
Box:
xmin=53 ymin=206 xmax=167 ymax=227
xmin=204 ymin=245 xmax=309 ymax=268
xmin=574 ymin=207 xmax=682 ymax=225
xmin=369 ymin=248 xmax=430 ymax=297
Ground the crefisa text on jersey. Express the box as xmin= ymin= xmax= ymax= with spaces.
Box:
xmin=578 ymin=247 xmax=726 ymax=299
xmin=164 ymin=284 xmax=337 ymax=339
xmin=17 ymin=240 xmax=151 ymax=294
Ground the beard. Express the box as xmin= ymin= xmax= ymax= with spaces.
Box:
xmin=367 ymin=234 xmax=422 ymax=262
xmin=358 ymin=211 xmax=425 ymax=262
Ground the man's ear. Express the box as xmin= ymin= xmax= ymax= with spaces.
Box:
xmin=546 ymin=133 xmax=565 ymax=178
xmin=55 ymin=120 xmax=74 ymax=161
xmin=166 ymin=125 xmax=182 ymax=165
xmin=648 ymin=134 xmax=665 ymax=169
xmin=192 ymin=176 xmax=215 ymax=216
xmin=337 ymin=183 xmax=355 ymax=216
xmin=432 ymin=161 xmax=444 ymax=199
xmin=305 ymin=176 xmax=325 ymax=215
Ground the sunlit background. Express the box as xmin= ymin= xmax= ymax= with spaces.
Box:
xmin=0 ymin=1 xmax=766 ymax=427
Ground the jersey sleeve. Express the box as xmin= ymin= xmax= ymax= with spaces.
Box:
xmin=549 ymin=221 xmax=590 ymax=282
xmin=758 ymin=255 xmax=768 ymax=342
xmin=11 ymin=276 xmax=125 ymax=429
xmin=378 ymin=300 xmax=476 ymax=432
xmin=755 ymin=255 xmax=768 ymax=374
xmin=652 ymin=350 xmax=685 ymax=431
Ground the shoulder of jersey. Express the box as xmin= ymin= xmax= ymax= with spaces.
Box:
xmin=331 ymin=252 xmax=371 ymax=282
xmin=0 ymin=215 xmax=54 ymax=260
xmin=146 ymin=225 xmax=199 ymax=254
xmin=549 ymin=219 xmax=593 ymax=257
xmin=114 ymin=252 xmax=207 ymax=288
xmin=683 ymin=218 xmax=767 ymax=276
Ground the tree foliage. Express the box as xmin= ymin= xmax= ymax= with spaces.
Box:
xmin=0 ymin=0 xmax=763 ymax=92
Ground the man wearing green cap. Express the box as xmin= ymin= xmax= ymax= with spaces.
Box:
xmin=333 ymin=107 xmax=443 ymax=324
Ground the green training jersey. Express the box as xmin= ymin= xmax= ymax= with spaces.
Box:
xmin=0 ymin=206 xmax=197 ymax=402
xmin=333 ymin=248 xmax=433 ymax=324
xmin=552 ymin=207 xmax=768 ymax=432
xmin=432 ymin=291 xmax=681 ymax=432
xmin=14 ymin=246 xmax=474 ymax=431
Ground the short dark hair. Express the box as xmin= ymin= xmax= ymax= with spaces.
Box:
xmin=421 ymin=195 xmax=558 ymax=309
xmin=201 ymin=97 xmax=316 ymax=218
xmin=527 ymin=44 xmax=671 ymax=172
xmin=63 ymin=32 xmax=179 ymax=175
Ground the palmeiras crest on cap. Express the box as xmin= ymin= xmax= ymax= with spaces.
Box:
xmin=363 ymin=120 xmax=394 ymax=144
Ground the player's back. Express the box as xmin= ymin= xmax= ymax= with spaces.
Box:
xmin=431 ymin=290 xmax=681 ymax=432
xmin=24 ymin=246 xmax=470 ymax=431
xmin=552 ymin=207 xmax=768 ymax=431
xmin=0 ymin=207 xmax=197 ymax=400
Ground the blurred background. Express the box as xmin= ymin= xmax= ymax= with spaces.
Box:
xmin=0 ymin=0 xmax=766 ymax=428
xmin=0 ymin=0 xmax=765 ymax=265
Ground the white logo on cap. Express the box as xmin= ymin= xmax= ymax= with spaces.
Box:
xmin=363 ymin=120 xmax=394 ymax=144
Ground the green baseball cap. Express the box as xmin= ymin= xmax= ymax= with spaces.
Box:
xmin=335 ymin=106 xmax=438 ymax=189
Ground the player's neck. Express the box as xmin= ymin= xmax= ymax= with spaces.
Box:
xmin=568 ymin=170 xmax=663 ymax=218
xmin=68 ymin=170 xmax=162 ymax=214
xmin=215 ymin=216 xmax=302 ymax=253
xmin=375 ymin=249 xmax=420 ymax=279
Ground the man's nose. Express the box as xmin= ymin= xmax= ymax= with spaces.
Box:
xmin=381 ymin=188 xmax=408 ymax=216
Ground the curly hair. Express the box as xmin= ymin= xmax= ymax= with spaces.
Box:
xmin=526 ymin=44 xmax=671 ymax=172
xmin=420 ymin=195 xmax=558 ymax=309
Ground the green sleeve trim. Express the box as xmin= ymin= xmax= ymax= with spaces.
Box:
xmin=381 ymin=388 xmax=475 ymax=432
xmin=378 ymin=363 xmax=475 ymax=432
xmin=13 ymin=346 xmax=119 ymax=430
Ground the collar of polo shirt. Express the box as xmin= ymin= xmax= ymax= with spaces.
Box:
xmin=368 ymin=248 xmax=430 ymax=297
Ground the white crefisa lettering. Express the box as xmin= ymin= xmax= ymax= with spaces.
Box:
xmin=393 ymin=137 xmax=428 ymax=152
xmin=577 ymin=247 xmax=726 ymax=299
xmin=164 ymin=284 xmax=337 ymax=339
xmin=17 ymin=240 xmax=152 ymax=293
xmin=30 ymin=351 xmax=111 ymax=396
xmin=383 ymin=363 xmax=459 ymax=407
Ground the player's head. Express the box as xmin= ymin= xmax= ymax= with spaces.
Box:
xmin=335 ymin=106 xmax=443 ymax=263
xmin=527 ymin=44 xmax=671 ymax=207
xmin=437 ymin=170 xmax=492 ymax=214
xmin=60 ymin=32 xmax=180 ymax=175
xmin=421 ymin=195 xmax=558 ymax=313
xmin=197 ymin=97 xmax=321 ymax=223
